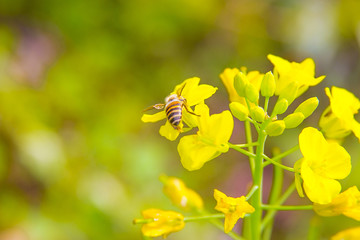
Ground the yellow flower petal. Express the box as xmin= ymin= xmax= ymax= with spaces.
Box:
xmin=213 ymin=189 xmax=255 ymax=233
xmin=267 ymin=54 xmax=325 ymax=97
xmin=220 ymin=68 xmax=243 ymax=102
xmin=141 ymin=209 xmax=185 ymax=238
xmin=159 ymin=121 xmax=180 ymax=141
xmin=174 ymin=77 xmax=217 ymax=106
xmin=299 ymin=127 xmax=327 ymax=161
xmin=301 ymin=161 xmax=341 ymax=204
xmin=178 ymin=135 xmax=221 ymax=171
xmin=331 ymin=227 xmax=360 ymax=240
xmin=141 ymin=111 xmax=166 ymax=122
xmin=320 ymin=142 xmax=351 ymax=179
xmin=314 ymin=186 xmax=360 ymax=221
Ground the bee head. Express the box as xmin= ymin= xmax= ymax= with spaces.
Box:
xmin=165 ymin=94 xmax=178 ymax=103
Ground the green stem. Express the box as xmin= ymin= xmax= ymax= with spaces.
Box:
xmin=246 ymin=185 xmax=259 ymax=200
xmin=198 ymin=210 xmax=244 ymax=240
xmin=209 ymin=219 xmax=245 ymax=240
xmin=228 ymin=143 xmax=256 ymax=159
xmin=261 ymin=205 xmax=313 ymax=210
xmin=263 ymin=155 xmax=283 ymax=240
xmin=244 ymin=120 xmax=255 ymax=175
xmin=262 ymin=154 xmax=295 ymax=172
xmin=249 ymin=132 xmax=267 ymax=240
xmin=234 ymin=142 xmax=259 ymax=148
xmin=263 ymin=145 xmax=299 ymax=167
xmin=261 ymin=182 xmax=296 ymax=231
xmin=184 ymin=214 xmax=224 ymax=222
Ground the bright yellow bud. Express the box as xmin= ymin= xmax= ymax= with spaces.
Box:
xmin=250 ymin=106 xmax=266 ymax=122
xmin=272 ymin=98 xmax=289 ymax=116
xmin=261 ymin=71 xmax=276 ymax=97
xmin=294 ymin=97 xmax=319 ymax=118
xmin=265 ymin=120 xmax=285 ymax=136
xmin=283 ymin=112 xmax=305 ymax=128
xmin=234 ymin=72 xmax=249 ymax=97
xmin=245 ymin=84 xmax=259 ymax=103
xmin=229 ymin=102 xmax=249 ymax=121
xmin=160 ymin=175 xmax=204 ymax=211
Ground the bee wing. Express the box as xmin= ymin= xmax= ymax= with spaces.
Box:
xmin=143 ymin=103 xmax=165 ymax=112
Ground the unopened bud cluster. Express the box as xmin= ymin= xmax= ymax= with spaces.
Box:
xmin=229 ymin=70 xmax=319 ymax=137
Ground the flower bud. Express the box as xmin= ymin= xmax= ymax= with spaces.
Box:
xmin=229 ymin=102 xmax=248 ymax=121
xmin=265 ymin=120 xmax=285 ymax=136
xmin=272 ymin=98 xmax=288 ymax=116
xmin=283 ymin=112 xmax=305 ymax=128
xmin=245 ymin=84 xmax=259 ymax=103
xmin=261 ymin=71 xmax=276 ymax=97
xmin=160 ymin=175 xmax=203 ymax=211
xmin=234 ymin=72 xmax=249 ymax=97
xmin=294 ymin=97 xmax=319 ymax=118
xmin=279 ymin=82 xmax=299 ymax=105
xmin=250 ymin=106 xmax=265 ymax=122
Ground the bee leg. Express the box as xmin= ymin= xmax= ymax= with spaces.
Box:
xmin=143 ymin=103 xmax=165 ymax=112
xmin=183 ymin=104 xmax=200 ymax=117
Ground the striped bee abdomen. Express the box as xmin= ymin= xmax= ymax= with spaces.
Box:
xmin=165 ymin=99 xmax=183 ymax=129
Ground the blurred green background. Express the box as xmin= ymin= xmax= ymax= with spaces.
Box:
xmin=0 ymin=0 xmax=359 ymax=239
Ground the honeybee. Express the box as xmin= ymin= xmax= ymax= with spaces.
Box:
xmin=143 ymin=84 xmax=199 ymax=131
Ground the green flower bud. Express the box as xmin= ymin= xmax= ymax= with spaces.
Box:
xmin=265 ymin=120 xmax=285 ymax=136
xmin=272 ymin=98 xmax=288 ymax=116
xmin=294 ymin=97 xmax=319 ymax=118
xmin=279 ymin=82 xmax=299 ymax=105
xmin=229 ymin=102 xmax=248 ymax=121
xmin=261 ymin=71 xmax=276 ymax=97
xmin=250 ymin=106 xmax=266 ymax=122
xmin=283 ymin=112 xmax=305 ymax=129
xmin=234 ymin=72 xmax=249 ymax=97
xmin=245 ymin=84 xmax=259 ymax=103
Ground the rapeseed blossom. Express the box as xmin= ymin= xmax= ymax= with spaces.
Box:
xmin=139 ymin=208 xmax=185 ymax=238
xmin=214 ymin=189 xmax=255 ymax=233
xmin=331 ymin=227 xmax=360 ymax=240
xmin=319 ymin=87 xmax=360 ymax=141
xmin=297 ymin=127 xmax=351 ymax=204
xmin=177 ymin=103 xmax=233 ymax=171
xmin=314 ymin=186 xmax=360 ymax=221
xmin=141 ymin=77 xmax=217 ymax=141
xmin=267 ymin=54 xmax=325 ymax=97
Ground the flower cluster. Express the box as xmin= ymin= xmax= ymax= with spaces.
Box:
xmin=137 ymin=54 xmax=360 ymax=239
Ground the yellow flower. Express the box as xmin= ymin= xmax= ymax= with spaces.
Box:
xmin=160 ymin=175 xmax=204 ymax=211
xmin=214 ymin=189 xmax=255 ymax=233
xmin=141 ymin=77 xmax=217 ymax=141
xmin=220 ymin=67 xmax=263 ymax=104
xmin=140 ymin=208 xmax=185 ymax=238
xmin=314 ymin=186 xmax=360 ymax=221
xmin=298 ymin=127 xmax=351 ymax=204
xmin=331 ymin=227 xmax=360 ymax=240
xmin=267 ymin=54 xmax=325 ymax=97
xmin=319 ymin=87 xmax=360 ymax=141
xmin=177 ymin=103 xmax=233 ymax=171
